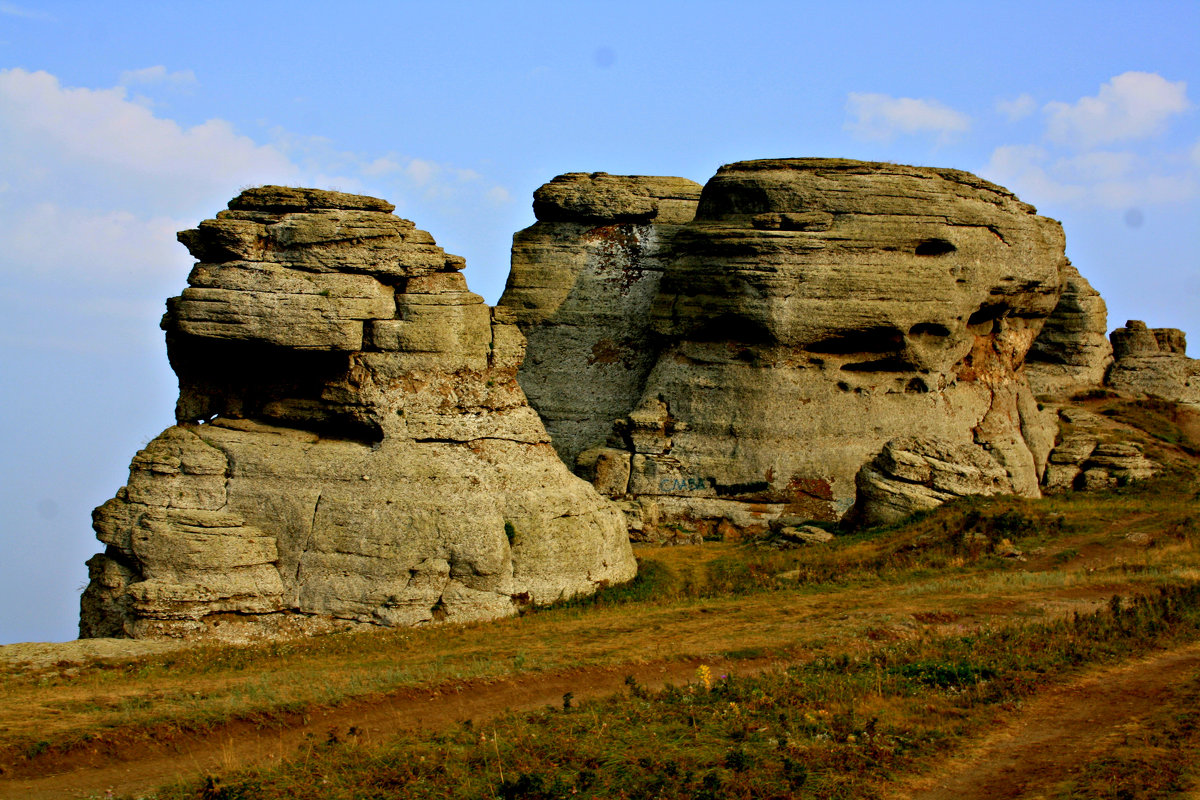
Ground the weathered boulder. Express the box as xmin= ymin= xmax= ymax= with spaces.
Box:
xmin=1025 ymin=261 xmax=1112 ymax=396
xmin=499 ymin=173 xmax=703 ymax=466
xmin=851 ymin=437 xmax=1010 ymax=527
xmin=506 ymin=159 xmax=1068 ymax=535
xmin=1106 ymin=320 xmax=1200 ymax=404
xmin=81 ymin=187 xmax=636 ymax=641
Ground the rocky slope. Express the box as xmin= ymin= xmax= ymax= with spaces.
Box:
xmin=502 ymin=159 xmax=1071 ymax=537
xmin=81 ymin=187 xmax=636 ymax=641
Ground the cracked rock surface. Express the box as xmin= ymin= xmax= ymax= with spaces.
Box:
xmin=504 ymin=159 xmax=1070 ymax=536
xmin=81 ymin=187 xmax=635 ymax=641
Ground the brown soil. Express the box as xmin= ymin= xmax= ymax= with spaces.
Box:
xmin=895 ymin=640 xmax=1200 ymax=800
xmin=0 ymin=654 xmax=779 ymax=800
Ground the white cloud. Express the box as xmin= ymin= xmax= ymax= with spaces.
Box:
xmin=845 ymin=92 xmax=970 ymax=142
xmin=0 ymin=68 xmax=298 ymax=209
xmin=119 ymin=66 xmax=197 ymax=88
xmin=996 ymin=93 xmax=1035 ymax=122
xmin=1044 ymin=71 xmax=1190 ymax=148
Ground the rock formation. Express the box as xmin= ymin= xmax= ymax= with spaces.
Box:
xmin=1105 ymin=320 xmax=1200 ymax=404
xmin=501 ymin=159 xmax=1068 ymax=537
xmin=1025 ymin=261 xmax=1112 ymax=396
xmin=81 ymin=187 xmax=636 ymax=641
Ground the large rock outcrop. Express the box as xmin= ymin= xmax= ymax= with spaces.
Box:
xmin=81 ymin=187 xmax=636 ymax=641
xmin=503 ymin=159 xmax=1068 ymax=537
xmin=1105 ymin=320 xmax=1200 ymax=404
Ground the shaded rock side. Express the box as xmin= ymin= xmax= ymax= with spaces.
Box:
xmin=514 ymin=159 xmax=1066 ymax=536
xmin=81 ymin=186 xmax=635 ymax=641
xmin=1106 ymin=320 xmax=1200 ymax=404
xmin=1026 ymin=261 xmax=1112 ymax=396
xmin=498 ymin=173 xmax=703 ymax=466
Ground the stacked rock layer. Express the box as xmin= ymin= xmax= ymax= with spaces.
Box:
xmin=501 ymin=159 xmax=1071 ymax=536
xmin=81 ymin=187 xmax=636 ymax=640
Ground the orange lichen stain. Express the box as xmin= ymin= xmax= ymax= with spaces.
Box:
xmin=588 ymin=338 xmax=623 ymax=365
xmin=786 ymin=476 xmax=834 ymax=501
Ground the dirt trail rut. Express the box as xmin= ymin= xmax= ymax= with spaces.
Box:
xmin=897 ymin=640 xmax=1200 ymax=800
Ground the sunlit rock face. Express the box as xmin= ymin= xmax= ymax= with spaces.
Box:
xmin=505 ymin=159 xmax=1069 ymax=537
xmin=81 ymin=187 xmax=636 ymax=641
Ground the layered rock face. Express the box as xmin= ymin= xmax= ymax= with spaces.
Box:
xmin=1025 ymin=261 xmax=1112 ymax=396
xmin=499 ymin=173 xmax=703 ymax=466
xmin=1106 ymin=320 xmax=1200 ymax=404
xmin=81 ymin=187 xmax=635 ymax=640
xmin=505 ymin=159 xmax=1068 ymax=536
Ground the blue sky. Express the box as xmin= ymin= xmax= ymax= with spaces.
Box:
xmin=1 ymin=0 xmax=1197 ymax=643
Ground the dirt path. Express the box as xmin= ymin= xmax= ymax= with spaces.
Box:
xmin=0 ymin=654 xmax=777 ymax=800
xmin=896 ymin=640 xmax=1200 ymax=800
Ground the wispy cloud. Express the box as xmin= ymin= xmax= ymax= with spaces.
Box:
xmin=1044 ymin=71 xmax=1190 ymax=149
xmin=845 ymin=93 xmax=970 ymax=143
xmin=119 ymin=66 xmax=198 ymax=88
xmin=0 ymin=2 xmax=52 ymax=20
xmin=996 ymin=93 xmax=1035 ymax=122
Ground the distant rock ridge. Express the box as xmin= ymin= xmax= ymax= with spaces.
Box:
xmin=1106 ymin=320 xmax=1200 ymax=404
xmin=501 ymin=158 xmax=1073 ymax=537
xmin=81 ymin=186 xmax=636 ymax=641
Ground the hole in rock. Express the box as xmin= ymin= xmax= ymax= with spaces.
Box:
xmin=915 ymin=238 xmax=956 ymax=256
xmin=968 ymin=302 xmax=1010 ymax=328
xmin=169 ymin=337 xmax=382 ymax=443
xmin=808 ymin=326 xmax=905 ymax=355
xmin=906 ymin=378 xmax=930 ymax=393
xmin=908 ymin=322 xmax=952 ymax=338
xmin=840 ymin=357 xmax=912 ymax=373
xmin=688 ymin=313 xmax=772 ymax=345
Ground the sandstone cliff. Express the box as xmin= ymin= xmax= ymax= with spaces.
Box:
xmin=81 ymin=187 xmax=636 ymax=641
xmin=503 ymin=159 xmax=1070 ymax=537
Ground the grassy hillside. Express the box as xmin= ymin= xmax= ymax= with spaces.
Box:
xmin=2 ymin=397 xmax=1199 ymax=799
